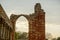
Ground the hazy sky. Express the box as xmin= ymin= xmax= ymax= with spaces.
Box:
xmin=0 ymin=0 xmax=60 ymax=38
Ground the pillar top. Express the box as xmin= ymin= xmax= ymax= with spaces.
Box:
xmin=34 ymin=3 xmax=41 ymax=13
xmin=35 ymin=3 xmax=41 ymax=8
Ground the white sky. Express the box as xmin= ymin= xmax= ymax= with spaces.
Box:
xmin=0 ymin=0 xmax=60 ymax=38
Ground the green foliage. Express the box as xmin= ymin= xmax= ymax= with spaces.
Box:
xmin=15 ymin=32 xmax=28 ymax=40
xmin=15 ymin=32 xmax=20 ymax=40
xmin=46 ymin=39 xmax=48 ymax=40
xmin=57 ymin=37 xmax=60 ymax=40
xmin=52 ymin=38 xmax=56 ymax=40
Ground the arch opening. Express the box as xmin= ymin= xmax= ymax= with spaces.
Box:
xmin=15 ymin=16 xmax=29 ymax=40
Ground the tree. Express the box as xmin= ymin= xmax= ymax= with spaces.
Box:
xmin=46 ymin=39 xmax=48 ymax=40
xmin=15 ymin=32 xmax=28 ymax=40
xmin=46 ymin=33 xmax=52 ymax=40
xmin=52 ymin=38 xmax=56 ymax=40
xmin=18 ymin=32 xmax=28 ymax=39
xmin=57 ymin=37 xmax=60 ymax=40
xmin=15 ymin=32 xmax=21 ymax=40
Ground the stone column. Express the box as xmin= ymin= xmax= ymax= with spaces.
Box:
xmin=29 ymin=3 xmax=45 ymax=40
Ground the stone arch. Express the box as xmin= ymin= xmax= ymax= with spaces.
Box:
xmin=15 ymin=15 xmax=29 ymax=22
xmin=15 ymin=15 xmax=29 ymax=32
xmin=10 ymin=14 xmax=30 ymax=25
xmin=10 ymin=14 xmax=30 ymax=40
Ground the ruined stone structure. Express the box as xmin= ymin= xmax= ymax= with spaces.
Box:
xmin=0 ymin=4 xmax=13 ymax=40
xmin=10 ymin=3 xmax=45 ymax=40
xmin=0 ymin=3 xmax=45 ymax=40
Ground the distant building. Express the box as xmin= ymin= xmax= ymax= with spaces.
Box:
xmin=0 ymin=4 xmax=13 ymax=40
